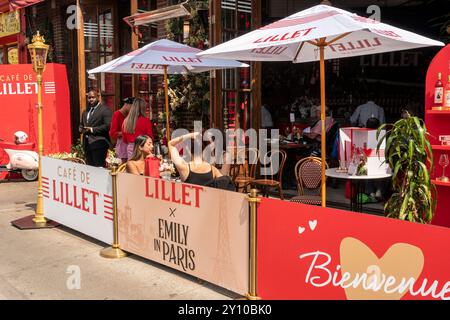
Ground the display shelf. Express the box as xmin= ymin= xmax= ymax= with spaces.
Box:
xmin=432 ymin=179 xmax=450 ymax=187
xmin=425 ymin=44 xmax=450 ymax=228
xmin=431 ymin=145 xmax=450 ymax=151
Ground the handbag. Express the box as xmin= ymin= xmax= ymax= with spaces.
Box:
xmin=144 ymin=157 xmax=160 ymax=178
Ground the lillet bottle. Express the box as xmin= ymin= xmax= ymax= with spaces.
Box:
xmin=444 ymin=75 xmax=450 ymax=108
xmin=434 ymin=72 xmax=443 ymax=105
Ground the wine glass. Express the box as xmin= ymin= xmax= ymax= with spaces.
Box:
xmin=439 ymin=154 xmax=449 ymax=182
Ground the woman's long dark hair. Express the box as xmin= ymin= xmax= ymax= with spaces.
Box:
xmin=129 ymin=135 xmax=151 ymax=161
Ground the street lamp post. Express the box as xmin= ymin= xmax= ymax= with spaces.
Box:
xmin=28 ymin=31 xmax=49 ymax=225
xmin=11 ymin=31 xmax=59 ymax=230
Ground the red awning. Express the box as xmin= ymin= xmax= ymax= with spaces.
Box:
xmin=0 ymin=0 xmax=43 ymax=13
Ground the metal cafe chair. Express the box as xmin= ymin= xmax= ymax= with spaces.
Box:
xmin=251 ymin=149 xmax=287 ymax=200
xmin=230 ymin=148 xmax=259 ymax=193
xmin=290 ymin=156 xmax=328 ymax=206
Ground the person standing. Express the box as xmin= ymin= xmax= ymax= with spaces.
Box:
xmin=122 ymin=97 xmax=153 ymax=160
xmin=79 ymin=90 xmax=113 ymax=167
xmin=350 ymin=93 xmax=385 ymax=128
xmin=109 ymin=97 xmax=133 ymax=163
xmin=261 ymin=104 xmax=274 ymax=129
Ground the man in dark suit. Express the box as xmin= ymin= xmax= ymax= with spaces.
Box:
xmin=79 ymin=90 xmax=113 ymax=167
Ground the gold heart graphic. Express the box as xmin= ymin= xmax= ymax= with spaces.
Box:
xmin=339 ymin=237 xmax=424 ymax=300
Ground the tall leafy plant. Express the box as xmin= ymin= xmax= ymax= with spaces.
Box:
xmin=376 ymin=112 xmax=436 ymax=223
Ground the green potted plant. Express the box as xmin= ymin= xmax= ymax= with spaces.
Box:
xmin=376 ymin=112 xmax=436 ymax=223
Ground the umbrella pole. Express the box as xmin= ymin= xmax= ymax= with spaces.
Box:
xmin=319 ymin=42 xmax=327 ymax=208
xmin=164 ymin=65 xmax=170 ymax=149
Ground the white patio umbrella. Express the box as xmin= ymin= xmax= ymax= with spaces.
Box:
xmin=88 ymin=39 xmax=248 ymax=144
xmin=198 ymin=4 xmax=444 ymax=207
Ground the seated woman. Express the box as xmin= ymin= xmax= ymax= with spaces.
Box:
xmin=126 ymin=135 xmax=155 ymax=175
xmin=302 ymin=106 xmax=334 ymax=143
xmin=168 ymin=132 xmax=222 ymax=186
xmin=202 ymin=131 xmax=234 ymax=176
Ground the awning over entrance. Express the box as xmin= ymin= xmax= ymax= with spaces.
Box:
xmin=0 ymin=0 xmax=43 ymax=13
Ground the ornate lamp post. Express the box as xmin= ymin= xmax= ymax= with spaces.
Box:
xmin=11 ymin=31 xmax=59 ymax=230
xmin=28 ymin=31 xmax=49 ymax=226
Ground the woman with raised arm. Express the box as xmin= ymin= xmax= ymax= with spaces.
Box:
xmin=168 ymin=132 xmax=222 ymax=186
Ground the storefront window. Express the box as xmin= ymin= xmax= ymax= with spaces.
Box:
xmin=83 ymin=3 xmax=116 ymax=109
xmin=221 ymin=0 xmax=252 ymax=130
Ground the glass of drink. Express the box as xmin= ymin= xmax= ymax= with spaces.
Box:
xmin=438 ymin=153 xmax=449 ymax=182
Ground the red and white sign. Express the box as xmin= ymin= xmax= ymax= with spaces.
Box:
xmin=42 ymin=157 xmax=113 ymax=244
xmin=0 ymin=64 xmax=72 ymax=178
xmin=339 ymin=127 xmax=388 ymax=175
xmin=257 ymin=198 xmax=450 ymax=300
xmin=116 ymin=173 xmax=249 ymax=295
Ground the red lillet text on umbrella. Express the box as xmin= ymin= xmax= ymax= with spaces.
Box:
xmin=253 ymin=27 xmax=316 ymax=44
xmin=131 ymin=63 xmax=163 ymax=70
xmin=372 ymin=29 xmax=402 ymax=38
xmin=329 ymin=37 xmax=382 ymax=52
xmin=162 ymin=56 xmax=203 ymax=63
xmin=251 ymin=46 xmax=289 ymax=56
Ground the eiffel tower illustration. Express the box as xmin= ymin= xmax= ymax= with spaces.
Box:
xmin=118 ymin=198 xmax=132 ymax=251
xmin=211 ymin=192 xmax=239 ymax=291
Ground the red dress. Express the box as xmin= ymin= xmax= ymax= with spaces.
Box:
xmin=109 ymin=110 xmax=126 ymax=143
xmin=122 ymin=117 xmax=153 ymax=159
xmin=122 ymin=116 xmax=153 ymax=144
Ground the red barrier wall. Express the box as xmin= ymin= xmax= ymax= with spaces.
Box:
xmin=0 ymin=63 xmax=72 ymax=178
xmin=257 ymin=198 xmax=450 ymax=300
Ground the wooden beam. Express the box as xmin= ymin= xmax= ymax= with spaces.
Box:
xmin=251 ymin=0 xmax=261 ymax=132
xmin=76 ymin=0 xmax=86 ymax=115
xmin=131 ymin=0 xmax=139 ymax=98
xmin=18 ymin=9 xmax=27 ymax=64
xmin=211 ymin=0 xmax=222 ymax=130
xmin=208 ymin=0 xmax=214 ymax=128
xmin=307 ymin=40 xmax=319 ymax=46
xmin=326 ymin=32 xmax=352 ymax=46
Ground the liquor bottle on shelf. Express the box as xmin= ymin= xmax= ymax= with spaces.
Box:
xmin=444 ymin=75 xmax=450 ymax=108
xmin=434 ymin=72 xmax=443 ymax=106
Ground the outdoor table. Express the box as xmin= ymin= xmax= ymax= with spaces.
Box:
xmin=325 ymin=168 xmax=392 ymax=212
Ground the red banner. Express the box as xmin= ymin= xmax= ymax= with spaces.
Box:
xmin=0 ymin=63 xmax=72 ymax=177
xmin=257 ymin=198 xmax=450 ymax=300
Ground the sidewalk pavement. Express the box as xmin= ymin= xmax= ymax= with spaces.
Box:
xmin=0 ymin=181 xmax=237 ymax=300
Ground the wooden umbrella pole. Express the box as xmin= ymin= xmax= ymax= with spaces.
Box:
xmin=164 ymin=65 xmax=170 ymax=147
xmin=319 ymin=41 xmax=327 ymax=208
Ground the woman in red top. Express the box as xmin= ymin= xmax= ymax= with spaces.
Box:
xmin=109 ymin=97 xmax=133 ymax=163
xmin=122 ymin=97 xmax=153 ymax=160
